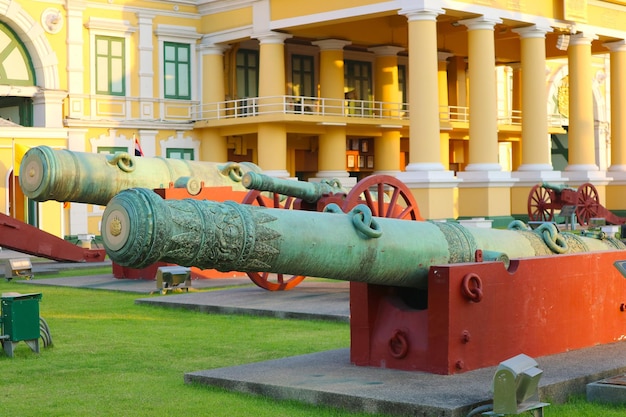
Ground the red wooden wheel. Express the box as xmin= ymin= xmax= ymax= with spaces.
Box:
xmin=341 ymin=175 xmax=423 ymax=220
xmin=576 ymin=183 xmax=600 ymax=226
xmin=527 ymin=184 xmax=555 ymax=222
xmin=241 ymin=190 xmax=304 ymax=291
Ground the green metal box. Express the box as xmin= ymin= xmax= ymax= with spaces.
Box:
xmin=1 ymin=292 xmax=42 ymax=341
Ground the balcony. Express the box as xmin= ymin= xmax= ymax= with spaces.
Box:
xmin=191 ymin=95 xmax=408 ymax=122
xmin=64 ymin=93 xmax=568 ymax=131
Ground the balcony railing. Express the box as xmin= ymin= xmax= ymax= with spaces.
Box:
xmin=191 ymin=95 xmax=408 ymax=121
xmin=65 ymin=93 xmax=568 ymax=129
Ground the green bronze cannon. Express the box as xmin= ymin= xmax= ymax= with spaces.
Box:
xmin=242 ymin=171 xmax=346 ymax=203
xmin=19 ymin=145 xmax=261 ymax=206
xmin=101 ymin=187 xmax=625 ymax=289
xmin=242 ymin=171 xmax=422 ymax=220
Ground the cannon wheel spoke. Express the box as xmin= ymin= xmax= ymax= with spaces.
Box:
xmin=241 ymin=190 xmax=304 ymax=291
xmin=241 ymin=190 xmax=296 ymax=209
xmin=527 ymin=184 xmax=554 ymax=222
xmin=342 ymin=175 xmax=423 ymax=220
xmin=576 ymin=183 xmax=600 ymax=226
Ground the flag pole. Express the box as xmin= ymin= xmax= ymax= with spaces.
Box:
xmin=11 ymin=138 xmax=15 ymax=218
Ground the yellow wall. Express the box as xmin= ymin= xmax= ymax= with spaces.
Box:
xmin=201 ymin=8 xmax=252 ymax=33
xmin=270 ymin=0 xmax=384 ymax=20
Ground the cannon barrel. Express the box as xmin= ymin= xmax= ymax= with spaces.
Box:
xmin=242 ymin=171 xmax=345 ymax=203
xmin=101 ymin=188 xmax=626 ymax=289
xmin=19 ymin=146 xmax=261 ymax=206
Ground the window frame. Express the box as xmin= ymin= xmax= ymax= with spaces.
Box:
xmin=155 ymin=25 xmax=200 ymax=102
xmin=94 ymin=35 xmax=126 ymax=96
xmin=0 ymin=21 xmax=36 ymax=87
xmin=86 ymin=18 xmax=136 ymax=98
xmin=344 ymin=60 xmax=373 ymax=102
xmin=166 ymin=147 xmax=194 ymax=160
xmin=236 ymin=49 xmax=259 ymax=99
xmin=291 ymin=54 xmax=315 ymax=98
xmin=97 ymin=146 xmax=128 ymax=155
xmin=163 ymin=41 xmax=191 ymax=100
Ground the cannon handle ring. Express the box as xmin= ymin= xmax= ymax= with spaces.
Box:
xmin=388 ymin=329 xmax=410 ymax=359
xmin=321 ymin=178 xmax=343 ymax=189
xmin=107 ymin=152 xmax=136 ymax=172
xmin=536 ymin=223 xmax=568 ymax=254
xmin=219 ymin=162 xmax=245 ymax=182
xmin=461 ymin=273 xmax=483 ymax=303
xmin=351 ymin=205 xmax=383 ymax=239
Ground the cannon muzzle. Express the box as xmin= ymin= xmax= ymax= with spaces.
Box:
xmin=19 ymin=146 xmax=261 ymax=206
xmin=242 ymin=172 xmax=345 ymax=203
xmin=101 ymin=188 xmax=626 ymax=289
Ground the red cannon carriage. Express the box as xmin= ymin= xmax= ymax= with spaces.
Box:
xmin=527 ymin=182 xmax=626 ymax=226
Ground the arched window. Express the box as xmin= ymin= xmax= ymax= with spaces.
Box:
xmin=0 ymin=22 xmax=36 ymax=86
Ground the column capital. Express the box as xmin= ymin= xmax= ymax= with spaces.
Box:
xmin=368 ymin=45 xmax=405 ymax=56
xmin=136 ymin=11 xmax=157 ymax=22
xmin=64 ymin=0 xmax=87 ymax=12
xmin=438 ymin=51 xmax=453 ymax=61
xmin=198 ymin=39 xmax=230 ymax=55
xmin=459 ymin=16 xmax=502 ymax=31
xmin=512 ymin=24 xmax=552 ymax=39
xmin=569 ymin=32 xmax=598 ymax=46
xmin=252 ymin=31 xmax=292 ymax=45
xmin=398 ymin=5 xmax=444 ymax=22
xmin=33 ymin=88 xmax=68 ymax=104
xmin=604 ymin=39 xmax=626 ymax=53
xmin=312 ymin=39 xmax=351 ymax=51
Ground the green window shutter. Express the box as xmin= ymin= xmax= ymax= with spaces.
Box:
xmin=164 ymin=42 xmax=191 ymax=99
xmin=95 ymin=36 xmax=125 ymax=96
xmin=166 ymin=148 xmax=194 ymax=160
xmin=236 ymin=49 xmax=259 ymax=98
xmin=291 ymin=55 xmax=314 ymax=97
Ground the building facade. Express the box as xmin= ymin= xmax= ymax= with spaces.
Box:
xmin=1 ymin=0 xmax=626 ymax=238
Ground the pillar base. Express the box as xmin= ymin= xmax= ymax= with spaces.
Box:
xmin=511 ymin=170 xmax=568 ymax=221
xmin=396 ymin=170 xmax=460 ymax=220
xmin=262 ymin=169 xmax=291 ymax=178
xmin=404 ymin=162 xmax=447 ymax=172
xmin=457 ymin=171 xmax=517 ymax=220
xmin=561 ymin=169 xmax=612 ymax=186
xmin=310 ymin=171 xmax=357 ymax=189
xmin=606 ymin=171 xmax=626 ymax=212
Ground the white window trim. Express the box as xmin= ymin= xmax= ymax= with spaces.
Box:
xmin=155 ymin=25 xmax=202 ymax=102
xmin=160 ymin=131 xmax=199 ymax=160
xmin=85 ymin=18 xmax=137 ymax=118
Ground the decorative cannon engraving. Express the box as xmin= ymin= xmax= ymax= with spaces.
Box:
xmin=18 ymin=145 xmax=262 ymax=206
xmin=101 ymin=187 xmax=625 ymax=289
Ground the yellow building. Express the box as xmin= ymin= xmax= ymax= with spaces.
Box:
xmin=1 ymin=0 xmax=626 ymax=239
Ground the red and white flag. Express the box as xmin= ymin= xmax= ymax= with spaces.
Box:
xmin=133 ymin=134 xmax=144 ymax=156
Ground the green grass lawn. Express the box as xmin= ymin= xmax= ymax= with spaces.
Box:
xmin=1 ymin=276 xmax=626 ymax=416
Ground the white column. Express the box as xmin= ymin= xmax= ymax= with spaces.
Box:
xmin=511 ymin=24 xmax=565 ymax=186
xmin=564 ymin=31 xmax=609 ymax=184
xmin=396 ymin=3 xmax=458 ymax=189
xmin=32 ymin=90 xmax=67 ymax=128
xmin=137 ymin=12 xmax=156 ymax=120
xmin=66 ymin=2 xmax=86 ymax=119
